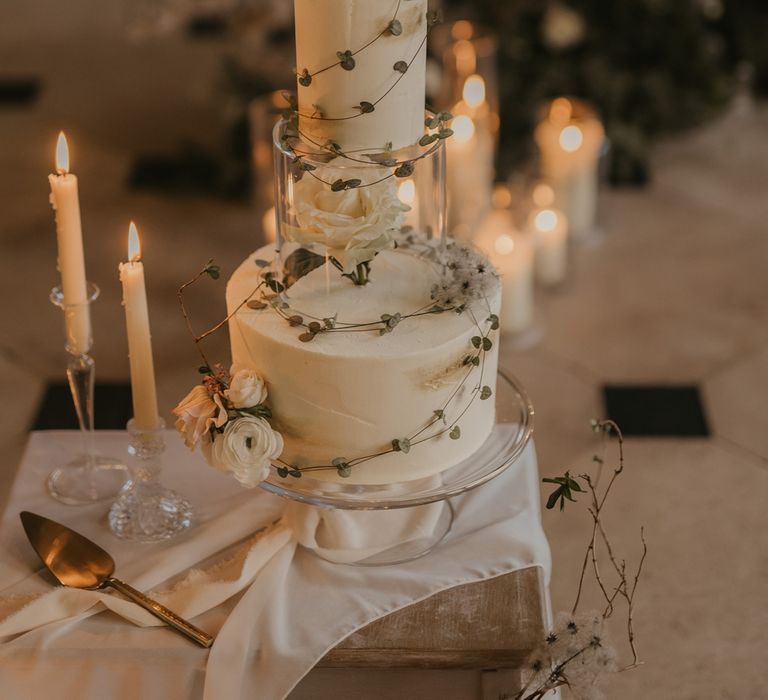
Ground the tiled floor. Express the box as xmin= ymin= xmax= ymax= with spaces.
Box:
xmin=1 ymin=21 xmax=767 ymax=699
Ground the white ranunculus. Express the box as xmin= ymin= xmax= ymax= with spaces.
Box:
xmin=542 ymin=2 xmax=586 ymax=51
xmin=203 ymin=416 xmax=283 ymax=487
xmin=285 ymin=159 xmax=408 ymax=272
xmin=225 ymin=366 xmax=268 ymax=409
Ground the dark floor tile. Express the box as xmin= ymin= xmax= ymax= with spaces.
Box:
xmin=0 ymin=78 xmax=41 ymax=107
xmin=126 ymin=145 xmax=221 ymax=195
xmin=602 ymin=384 xmax=710 ymax=437
xmin=185 ymin=14 xmax=228 ymax=38
xmin=32 ymin=382 xmax=133 ymax=430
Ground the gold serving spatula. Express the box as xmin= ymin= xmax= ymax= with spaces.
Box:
xmin=20 ymin=511 xmax=214 ymax=648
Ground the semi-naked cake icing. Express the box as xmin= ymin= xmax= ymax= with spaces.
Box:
xmin=228 ymin=246 xmax=501 ymax=485
xmin=294 ymin=0 xmax=427 ymax=152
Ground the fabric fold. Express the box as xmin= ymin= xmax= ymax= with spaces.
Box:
xmin=283 ymin=497 xmax=445 ymax=564
xmin=0 ymin=431 xmax=551 ymax=700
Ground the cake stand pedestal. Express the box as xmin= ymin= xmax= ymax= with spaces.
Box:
xmin=260 ymin=371 xmax=534 ymax=566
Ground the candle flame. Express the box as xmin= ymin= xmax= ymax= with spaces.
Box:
xmin=532 ymin=182 xmax=555 ymax=207
xmin=452 ymin=115 xmax=475 ymax=144
xmin=462 ymin=75 xmax=486 ymax=109
xmin=549 ymin=97 xmax=573 ymax=126
xmin=495 ymin=234 xmax=516 ymax=256
xmin=451 ymin=20 xmax=474 ymax=41
xmin=398 ymin=179 xmax=416 ymax=206
xmin=55 ymin=132 xmax=69 ymax=174
xmin=128 ymin=221 xmax=141 ymax=262
xmin=534 ymin=209 xmax=558 ymax=232
xmin=559 ymin=125 xmax=583 ymax=152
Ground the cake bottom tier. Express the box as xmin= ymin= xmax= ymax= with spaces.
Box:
xmin=227 ymin=246 xmax=501 ymax=485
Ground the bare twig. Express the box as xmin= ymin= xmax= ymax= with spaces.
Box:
xmin=522 ymin=419 xmax=647 ymax=698
xmin=177 ymin=263 xmax=264 ymax=370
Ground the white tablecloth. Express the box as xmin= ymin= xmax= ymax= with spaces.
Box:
xmin=0 ymin=431 xmax=551 ymax=699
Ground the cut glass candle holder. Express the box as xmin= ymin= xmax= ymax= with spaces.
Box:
xmin=108 ymin=418 xmax=193 ymax=542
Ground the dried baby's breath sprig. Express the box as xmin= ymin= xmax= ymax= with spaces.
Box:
xmin=430 ymin=241 xmax=499 ymax=311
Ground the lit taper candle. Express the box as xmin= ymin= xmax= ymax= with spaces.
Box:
xmin=48 ymin=132 xmax=91 ymax=354
xmin=119 ymin=222 xmax=160 ymax=431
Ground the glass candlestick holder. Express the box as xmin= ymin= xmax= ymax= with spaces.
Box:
xmin=109 ymin=418 xmax=193 ymax=542
xmin=47 ymin=284 xmax=128 ymax=504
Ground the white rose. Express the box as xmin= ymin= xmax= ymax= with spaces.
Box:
xmin=285 ymin=159 xmax=408 ymax=271
xmin=542 ymin=2 xmax=585 ymax=51
xmin=202 ymin=416 xmax=283 ymax=488
xmin=225 ymin=366 xmax=268 ymax=409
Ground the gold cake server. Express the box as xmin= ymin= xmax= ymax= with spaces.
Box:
xmin=20 ymin=511 xmax=214 ymax=648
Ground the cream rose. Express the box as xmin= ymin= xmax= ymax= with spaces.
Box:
xmin=172 ymin=385 xmax=227 ymax=449
xmin=225 ymin=366 xmax=267 ymax=409
xmin=202 ymin=416 xmax=283 ymax=487
xmin=285 ymin=160 xmax=408 ymax=271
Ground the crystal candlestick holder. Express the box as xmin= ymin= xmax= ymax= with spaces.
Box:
xmin=109 ymin=419 xmax=193 ymax=542
xmin=47 ymin=284 xmax=128 ymax=504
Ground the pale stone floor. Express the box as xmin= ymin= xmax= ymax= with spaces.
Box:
xmin=1 ymin=28 xmax=768 ymax=700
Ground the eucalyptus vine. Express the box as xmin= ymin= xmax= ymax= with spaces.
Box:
xmin=294 ymin=0 xmax=433 ymax=90
xmin=278 ymin=110 xmax=453 ymax=193
xmin=270 ymin=307 xmax=498 ymax=479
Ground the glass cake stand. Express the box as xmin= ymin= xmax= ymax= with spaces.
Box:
xmin=260 ymin=371 xmax=534 ymax=565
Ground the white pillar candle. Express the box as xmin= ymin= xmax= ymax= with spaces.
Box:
xmin=449 ymin=20 xmax=477 ymax=81
xmin=48 ymin=132 xmax=91 ymax=355
xmin=534 ymin=97 xmax=604 ymax=240
xmin=119 ymin=222 xmax=160 ymax=431
xmin=462 ymin=74 xmax=486 ymax=116
xmin=397 ymin=178 xmax=420 ymax=230
xmin=262 ymin=206 xmax=277 ymax=244
xmin=447 ymin=79 xmax=494 ymax=237
xmin=530 ymin=206 xmax=568 ymax=286
xmin=447 ymin=114 xmax=477 ymax=237
xmin=475 ymin=210 xmax=534 ymax=335
xmin=441 ymin=22 xmax=477 ymax=109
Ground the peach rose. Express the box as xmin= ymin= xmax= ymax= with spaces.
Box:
xmin=173 ymin=385 xmax=227 ymax=449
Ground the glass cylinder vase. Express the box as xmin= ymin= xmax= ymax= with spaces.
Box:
xmin=271 ymin=113 xmax=447 ymax=293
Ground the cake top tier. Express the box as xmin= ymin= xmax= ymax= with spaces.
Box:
xmin=228 ymin=246 xmax=498 ymax=359
xmin=293 ymin=0 xmax=428 ymax=153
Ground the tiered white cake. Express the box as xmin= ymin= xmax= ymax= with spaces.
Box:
xmin=225 ymin=0 xmax=501 ymax=485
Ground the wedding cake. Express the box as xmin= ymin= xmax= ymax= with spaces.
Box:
xmin=175 ymin=0 xmax=502 ymax=487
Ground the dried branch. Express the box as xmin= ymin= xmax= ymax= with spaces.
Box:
xmin=177 ymin=260 xmax=263 ymax=371
xmin=522 ymin=419 xmax=647 ymax=698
